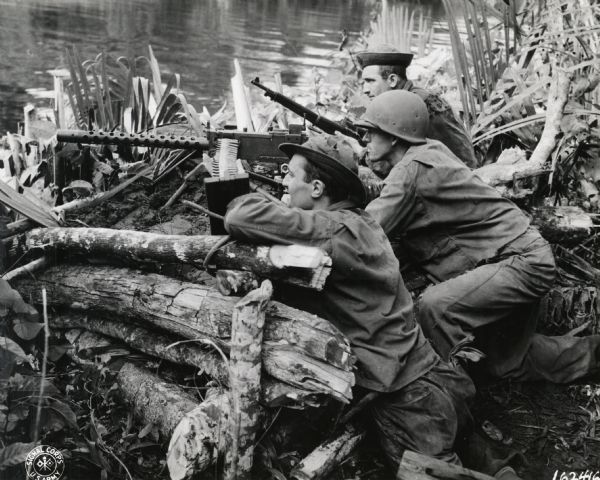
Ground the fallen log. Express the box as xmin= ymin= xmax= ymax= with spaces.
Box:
xmin=51 ymin=311 xmax=341 ymax=407
xmin=63 ymin=320 xmax=328 ymax=410
xmin=63 ymin=327 xmax=319 ymax=477
xmin=262 ymin=347 xmax=354 ymax=402
xmin=52 ymin=312 xmax=229 ymax=384
xmin=290 ymin=424 xmax=365 ymax=480
xmin=64 ymin=329 xmax=115 ymax=357
xmin=224 ymin=281 xmax=272 ymax=480
xmin=13 ymin=265 xmax=354 ymax=401
xmin=396 ymin=451 xmax=495 ymax=480
xmin=25 ymin=227 xmax=332 ymax=290
xmin=63 ymin=330 xmax=200 ymax=436
xmin=167 ymin=389 xmax=233 ymax=480
xmin=530 ymin=205 xmax=594 ymax=246
xmin=116 ymin=361 xmax=200 ymax=437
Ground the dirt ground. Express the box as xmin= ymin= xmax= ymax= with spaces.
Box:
xmin=23 ymin=172 xmax=600 ymax=480
xmin=472 ymin=380 xmax=600 ymax=479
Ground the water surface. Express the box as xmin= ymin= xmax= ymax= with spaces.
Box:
xmin=0 ymin=0 xmax=379 ymax=132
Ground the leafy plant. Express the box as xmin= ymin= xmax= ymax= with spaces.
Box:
xmin=441 ymin=0 xmax=600 ymax=210
xmin=62 ymin=45 xmax=208 ymax=182
xmin=365 ymin=0 xmax=433 ymax=56
xmin=0 ymin=279 xmax=80 ymax=477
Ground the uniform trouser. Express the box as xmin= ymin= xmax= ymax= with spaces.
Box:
xmin=418 ymin=228 xmax=600 ymax=382
xmin=369 ymin=360 xmax=475 ymax=470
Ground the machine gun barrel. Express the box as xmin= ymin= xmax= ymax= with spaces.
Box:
xmin=56 ymin=129 xmax=210 ymax=150
xmin=250 ymin=77 xmax=364 ymax=144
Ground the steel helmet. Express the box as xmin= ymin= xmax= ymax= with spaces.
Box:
xmin=355 ymin=90 xmax=429 ymax=144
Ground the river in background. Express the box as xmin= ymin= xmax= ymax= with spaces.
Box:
xmin=0 ymin=0 xmax=446 ymax=133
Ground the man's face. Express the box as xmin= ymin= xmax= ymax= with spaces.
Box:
xmin=363 ymin=129 xmax=395 ymax=178
xmin=282 ymin=155 xmax=316 ymax=209
xmin=361 ymin=65 xmax=392 ymax=99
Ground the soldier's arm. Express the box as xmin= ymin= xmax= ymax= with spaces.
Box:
xmin=224 ymin=193 xmax=333 ymax=250
xmin=425 ymin=94 xmax=478 ymax=168
xmin=365 ymin=162 xmax=418 ymax=235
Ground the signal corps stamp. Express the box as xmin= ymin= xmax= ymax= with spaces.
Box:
xmin=25 ymin=445 xmax=65 ymax=480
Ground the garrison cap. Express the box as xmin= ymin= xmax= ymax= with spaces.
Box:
xmin=355 ymin=43 xmax=414 ymax=70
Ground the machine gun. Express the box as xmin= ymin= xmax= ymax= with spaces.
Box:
xmin=56 ymin=127 xmax=307 ymax=233
xmin=56 ymin=126 xmax=306 ymax=180
xmin=250 ymin=78 xmax=365 ymax=145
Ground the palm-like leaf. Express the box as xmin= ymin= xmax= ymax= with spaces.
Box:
xmin=62 ymin=45 xmax=213 ymax=184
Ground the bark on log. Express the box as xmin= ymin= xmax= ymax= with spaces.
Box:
xmin=530 ymin=205 xmax=594 ymax=246
xmin=64 ymin=327 xmax=321 ymax=477
xmin=224 ymin=280 xmax=272 ymax=480
xmin=116 ymin=362 xmax=200 ymax=437
xmin=65 ymin=329 xmax=236 ymax=479
xmin=53 ymin=312 xmax=229 ymax=384
xmin=396 ymin=451 xmax=495 ymax=480
xmin=51 ymin=311 xmax=332 ymax=408
xmin=3 ymin=256 xmax=49 ymax=281
xmin=216 ymin=269 xmax=259 ymax=296
xmin=64 ymin=329 xmax=114 ymax=357
xmin=167 ymin=389 xmax=232 ymax=480
xmin=64 ymin=330 xmax=200 ymax=436
xmin=25 ymin=227 xmax=332 ymax=290
xmin=261 ymin=381 xmax=325 ymax=409
xmin=262 ymin=346 xmax=353 ymax=402
xmin=13 ymin=265 xmax=354 ymax=401
xmin=290 ymin=425 xmax=365 ymax=480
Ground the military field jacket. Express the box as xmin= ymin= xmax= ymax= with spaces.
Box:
xmin=224 ymin=193 xmax=438 ymax=392
xmin=406 ymin=82 xmax=478 ymax=169
xmin=366 ymin=140 xmax=531 ymax=283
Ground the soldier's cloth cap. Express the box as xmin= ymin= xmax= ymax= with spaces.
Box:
xmin=279 ymin=135 xmax=367 ymax=206
xmin=355 ymin=43 xmax=413 ymax=69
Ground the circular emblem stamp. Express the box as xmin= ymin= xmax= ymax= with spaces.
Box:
xmin=25 ymin=445 xmax=65 ymax=480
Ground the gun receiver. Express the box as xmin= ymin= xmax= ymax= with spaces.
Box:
xmin=251 ymin=77 xmax=365 ymax=145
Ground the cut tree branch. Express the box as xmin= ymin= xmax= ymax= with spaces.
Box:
xmin=25 ymin=227 xmax=332 ymax=290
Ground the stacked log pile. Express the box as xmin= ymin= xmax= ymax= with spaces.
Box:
xmin=5 ymin=208 xmax=600 ymax=478
xmin=0 ymin=184 xmax=592 ymax=480
xmin=8 ymin=227 xmax=356 ymax=478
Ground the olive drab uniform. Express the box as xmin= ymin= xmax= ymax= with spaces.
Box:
xmin=366 ymin=139 xmax=600 ymax=382
xmin=224 ymin=193 xmax=475 ymax=467
xmin=354 ymin=48 xmax=478 ymax=169
xmin=405 ymin=82 xmax=478 ymax=169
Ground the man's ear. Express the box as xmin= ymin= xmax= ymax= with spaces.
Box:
xmin=386 ymin=74 xmax=400 ymax=89
xmin=311 ymin=179 xmax=325 ymax=199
